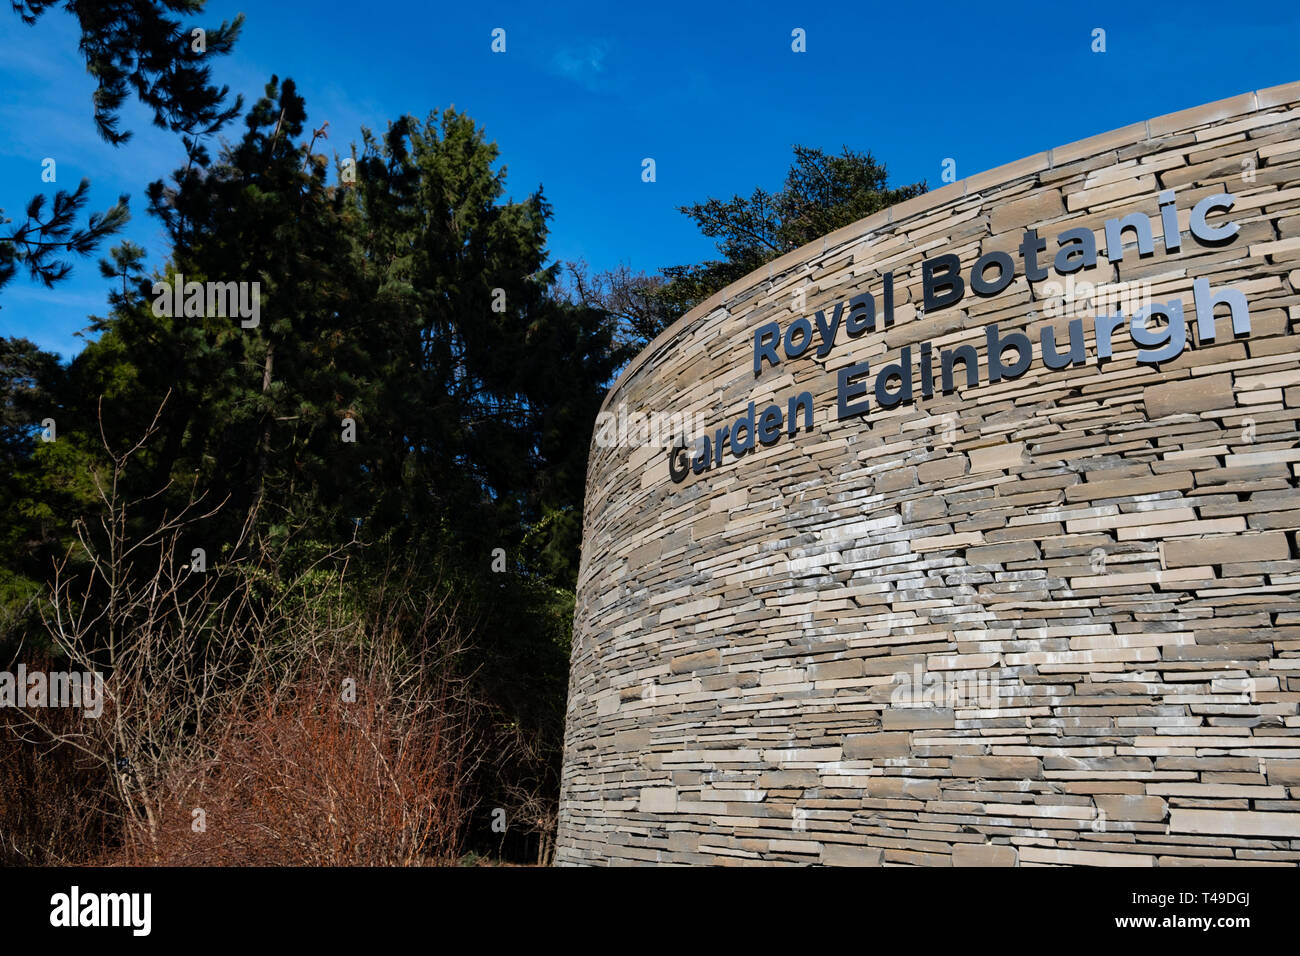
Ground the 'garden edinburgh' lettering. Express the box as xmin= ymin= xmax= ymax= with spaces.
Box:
xmin=669 ymin=188 xmax=1252 ymax=483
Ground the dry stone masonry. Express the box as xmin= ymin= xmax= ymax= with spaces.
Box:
xmin=557 ymin=83 xmax=1300 ymax=866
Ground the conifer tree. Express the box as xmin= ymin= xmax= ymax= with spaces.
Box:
xmin=1 ymin=1 xmax=243 ymax=299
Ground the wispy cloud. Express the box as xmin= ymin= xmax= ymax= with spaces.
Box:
xmin=549 ymin=39 xmax=612 ymax=92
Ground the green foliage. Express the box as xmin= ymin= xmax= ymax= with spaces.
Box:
xmin=649 ymin=145 xmax=928 ymax=334
xmin=0 ymin=182 xmax=129 ymax=295
xmin=0 ymin=337 xmax=58 ymax=461
xmin=1 ymin=0 xmax=242 ymax=299
xmin=1 ymin=81 xmax=626 ymax=853
xmin=11 ymin=0 xmax=244 ymax=146
xmin=0 ymin=338 xmax=99 ymax=644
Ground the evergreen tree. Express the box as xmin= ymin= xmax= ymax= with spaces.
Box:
xmin=1 ymin=0 xmax=243 ymax=300
xmin=3 ymin=76 xmax=625 ymax=850
xmin=576 ymin=146 xmax=928 ymax=340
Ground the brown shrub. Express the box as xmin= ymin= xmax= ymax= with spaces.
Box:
xmin=9 ymin=410 xmax=482 ymax=866
xmin=0 ymin=701 xmax=114 ymax=865
xmin=117 ymin=665 xmax=473 ymax=866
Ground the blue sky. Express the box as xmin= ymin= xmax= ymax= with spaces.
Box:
xmin=2 ymin=0 xmax=1297 ymax=358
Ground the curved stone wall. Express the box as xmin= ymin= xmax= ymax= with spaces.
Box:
xmin=557 ymin=83 xmax=1300 ymax=866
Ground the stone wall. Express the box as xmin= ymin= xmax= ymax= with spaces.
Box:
xmin=556 ymin=83 xmax=1300 ymax=866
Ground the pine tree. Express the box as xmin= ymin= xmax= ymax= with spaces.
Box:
xmin=0 ymin=1 xmax=243 ymax=300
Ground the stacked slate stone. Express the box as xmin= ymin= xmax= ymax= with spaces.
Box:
xmin=557 ymin=83 xmax=1300 ymax=866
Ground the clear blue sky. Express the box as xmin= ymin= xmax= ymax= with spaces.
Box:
xmin=2 ymin=0 xmax=1297 ymax=358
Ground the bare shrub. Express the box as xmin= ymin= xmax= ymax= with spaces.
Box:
xmin=496 ymin=721 xmax=560 ymax=866
xmin=123 ymin=669 xmax=473 ymax=866
xmin=11 ymin=401 xmax=480 ymax=865
xmin=0 ymin=699 xmax=113 ymax=865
